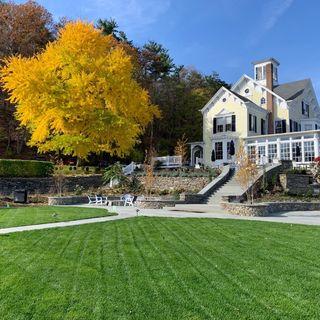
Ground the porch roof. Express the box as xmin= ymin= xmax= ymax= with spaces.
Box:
xmin=243 ymin=129 xmax=320 ymax=141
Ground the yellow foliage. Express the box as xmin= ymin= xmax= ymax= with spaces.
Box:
xmin=174 ymin=133 xmax=188 ymax=163
xmin=0 ymin=21 xmax=160 ymax=158
xmin=235 ymin=141 xmax=259 ymax=204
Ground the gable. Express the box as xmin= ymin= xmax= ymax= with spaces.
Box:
xmin=200 ymin=87 xmax=249 ymax=114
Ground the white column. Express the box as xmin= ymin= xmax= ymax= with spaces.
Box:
xmin=255 ymin=140 xmax=259 ymax=164
xmin=265 ymin=139 xmax=269 ymax=162
xmin=301 ymin=135 xmax=305 ymax=163
xmin=289 ymin=137 xmax=293 ymax=161
xmin=314 ymin=133 xmax=319 ymax=158
xmin=276 ymin=138 xmax=281 ymax=160
xmin=190 ymin=145 xmax=194 ymax=166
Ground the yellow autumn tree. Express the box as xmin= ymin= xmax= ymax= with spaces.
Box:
xmin=0 ymin=21 xmax=160 ymax=159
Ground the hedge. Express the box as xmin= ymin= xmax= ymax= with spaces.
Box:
xmin=0 ymin=159 xmax=54 ymax=177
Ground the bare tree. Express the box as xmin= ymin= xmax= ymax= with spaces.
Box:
xmin=235 ymin=141 xmax=259 ymax=204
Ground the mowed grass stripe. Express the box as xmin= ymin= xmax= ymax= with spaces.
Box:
xmin=143 ymin=218 xmax=242 ymax=319
xmin=0 ymin=206 xmax=114 ymax=228
xmin=1 ymin=217 xmax=320 ymax=319
xmin=168 ymin=219 xmax=303 ymax=318
xmin=175 ymin=218 xmax=319 ymax=317
xmin=134 ymin=219 xmax=208 ymax=319
xmin=151 ymin=218 xmax=270 ymax=318
xmin=139 ymin=219 xmax=219 ymax=319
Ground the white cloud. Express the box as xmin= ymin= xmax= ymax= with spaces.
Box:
xmin=82 ymin=0 xmax=171 ymax=31
xmin=263 ymin=0 xmax=294 ymax=31
xmin=246 ymin=0 xmax=294 ymax=46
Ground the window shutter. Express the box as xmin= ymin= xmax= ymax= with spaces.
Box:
xmin=290 ymin=119 xmax=293 ymax=132
xmin=249 ymin=114 xmax=252 ymax=131
xmin=213 ymin=118 xmax=217 ymax=134
xmin=302 ymin=101 xmax=304 ymax=115
xmin=254 ymin=116 xmax=257 ymax=132
xmin=231 ymin=115 xmax=236 ymax=131
xmin=282 ymin=120 xmax=286 ymax=133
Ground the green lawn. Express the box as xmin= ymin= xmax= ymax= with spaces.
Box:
xmin=0 ymin=217 xmax=320 ymax=319
xmin=0 ymin=206 xmax=114 ymax=228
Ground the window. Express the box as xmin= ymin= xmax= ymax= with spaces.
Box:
xmin=268 ymin=144 xmax=277 ymax=162
xmin=275 ymin=120 xmax=286 ymax=133
xmin=249 ymin=114 xmax=257 ymax=132
xmin=280 ymin=142 xmax=290 ymax=160
xmin=217 ymin=117 xmax=224 ymax=132
xmin=244 ymin=88 xmax=250 ymax=94
xmin=273 ymin=67 xmax=278 ymax=81
xmin=260 ymin=97 xmax=266 ymax=105
xmin=261 ymin=119 xmax=266 ymax=135
xmin=258 ymin=146 xmax=266 ymax=162
xmin=304 ymin=141 xmax=315 ymax=162
xmin=247 ymin=145 xmax=256 ymax=161
xmin=302 ymin=101 xmax=310 ymax=117
xmin=215 ymin=142 xmax=223 ymax=160
xmin=292 ymin=142 xmax=302 ymax=162
xmin=255 ymin=65 xmax=266 ymax=81
xmin=222 ymin=98 xmax=226 ymax=102
xmin=225 ymin=116 xmax=232 ymax=131
xmin=255 ymin=67 xmax=262 ymax=80
xmin=275 ymin=120 xmax=282 ymax=133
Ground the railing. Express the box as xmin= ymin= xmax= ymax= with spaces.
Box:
xmin=153 ymin=155 xmax=182 ymax=167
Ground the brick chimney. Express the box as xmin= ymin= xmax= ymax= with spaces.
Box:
xmin=252 ymin=58 xmax=280 ymax=134
xmin=266 ymin=62 xmax=274 ymax=133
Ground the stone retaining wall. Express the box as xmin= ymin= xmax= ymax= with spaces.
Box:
xmin=279 ymin=173 xmax=313 ymax=195
xmin=137 ymin=176 xmax=210 ymax=193
xmin=0 ymin=175 xmax=103 ymax=196
xmin=221 ymin=201 xmax=320 ymax=216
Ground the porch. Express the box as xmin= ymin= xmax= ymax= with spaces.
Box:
xmin=244 ymin=130 xmax=320 ymax=166
xmin=189 ymin=130 xmax=320 ymax=168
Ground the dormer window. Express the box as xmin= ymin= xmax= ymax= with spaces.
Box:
xmin=261 ymin=97 xmax=266 ymax=105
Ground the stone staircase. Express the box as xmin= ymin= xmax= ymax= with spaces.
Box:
xmin=205 ymin=170 xmax=244 ymax=205
xmin=165 ymin=167 xmax=244 ymax=213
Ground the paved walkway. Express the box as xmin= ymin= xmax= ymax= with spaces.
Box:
xmin=1 ymin=205 xmax=320 ymax=235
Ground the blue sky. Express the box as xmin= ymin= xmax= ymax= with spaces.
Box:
xmin=16 ymin=0 xmax=320 ymax=94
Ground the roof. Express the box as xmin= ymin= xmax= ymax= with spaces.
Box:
xmin=230 ymin=90 xmax=251 ymax=102
xmin=252 ymin=57 xmax=280 ymax=66
xmin=273 ymin=79 xmax=309 ymax=100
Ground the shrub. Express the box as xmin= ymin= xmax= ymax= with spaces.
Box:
xmin=0 ymin=159 xmax=54 ymax=177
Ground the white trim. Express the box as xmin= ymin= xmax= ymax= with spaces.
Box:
xmin=200 ymin=87 xmax=247 ymax=113
xmin=231 ymin=74 xmax=287 ymax=104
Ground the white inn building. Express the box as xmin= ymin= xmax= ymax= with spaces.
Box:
xmin=190 ymin=58 xmax=320 ymax=167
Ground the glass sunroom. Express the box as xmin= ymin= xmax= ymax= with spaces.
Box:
xmin=244 ymin=130 xmax=320 ymax=165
